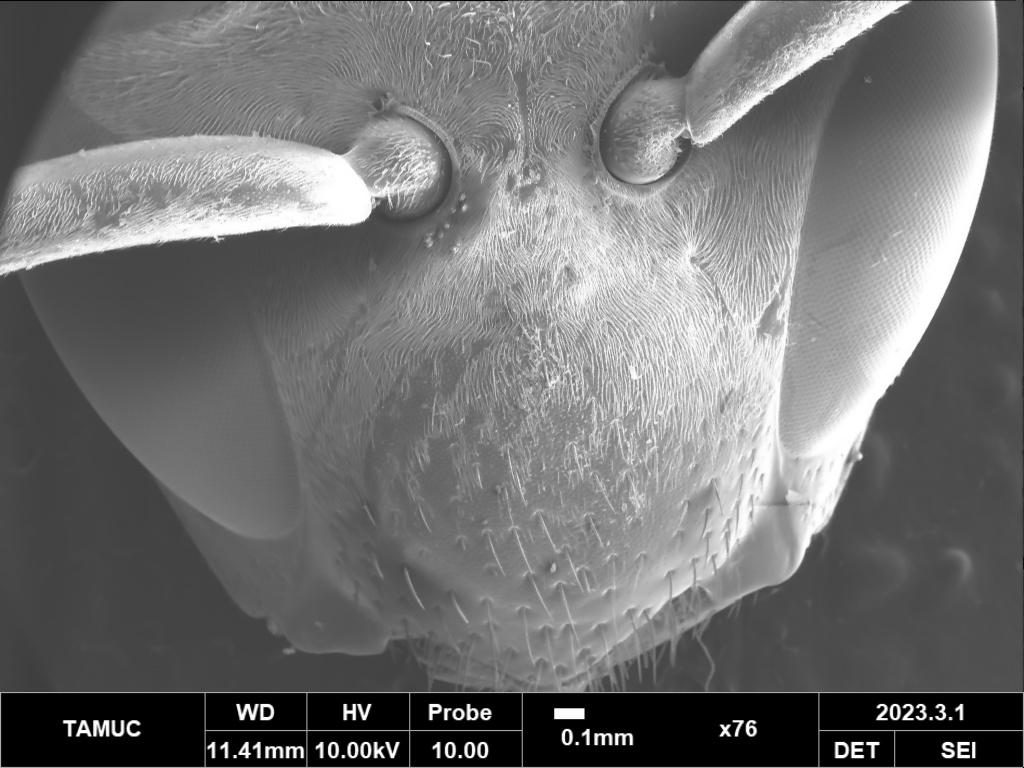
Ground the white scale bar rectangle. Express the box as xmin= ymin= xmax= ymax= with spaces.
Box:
xmin=553 ymin=707 xmax=586 ymax=720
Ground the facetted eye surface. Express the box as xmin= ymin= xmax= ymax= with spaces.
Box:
xmin=343 ymin=114 xmax=452 ymax=220
xmin=600 ymin=75 xmax=691 ymax=185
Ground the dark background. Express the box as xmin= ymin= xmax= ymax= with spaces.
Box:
xmin=1 ymin=2 xmax=1020 ymax=693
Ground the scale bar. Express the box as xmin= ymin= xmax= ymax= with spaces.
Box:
xmin=553 ymin=707 xmax=585 ymax=720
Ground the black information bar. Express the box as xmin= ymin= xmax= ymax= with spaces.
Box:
xmin=1 ymin=692 xmax=1020 ymax=767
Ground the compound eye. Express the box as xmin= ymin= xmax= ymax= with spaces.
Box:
xmin=343 ymin=115 xmax=452 ymax=220
xmin=600 ymin=74 xmax=692 ymax=185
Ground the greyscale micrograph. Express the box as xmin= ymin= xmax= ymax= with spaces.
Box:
xmin=0 ymin=2 xmax=1020 ymax=756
